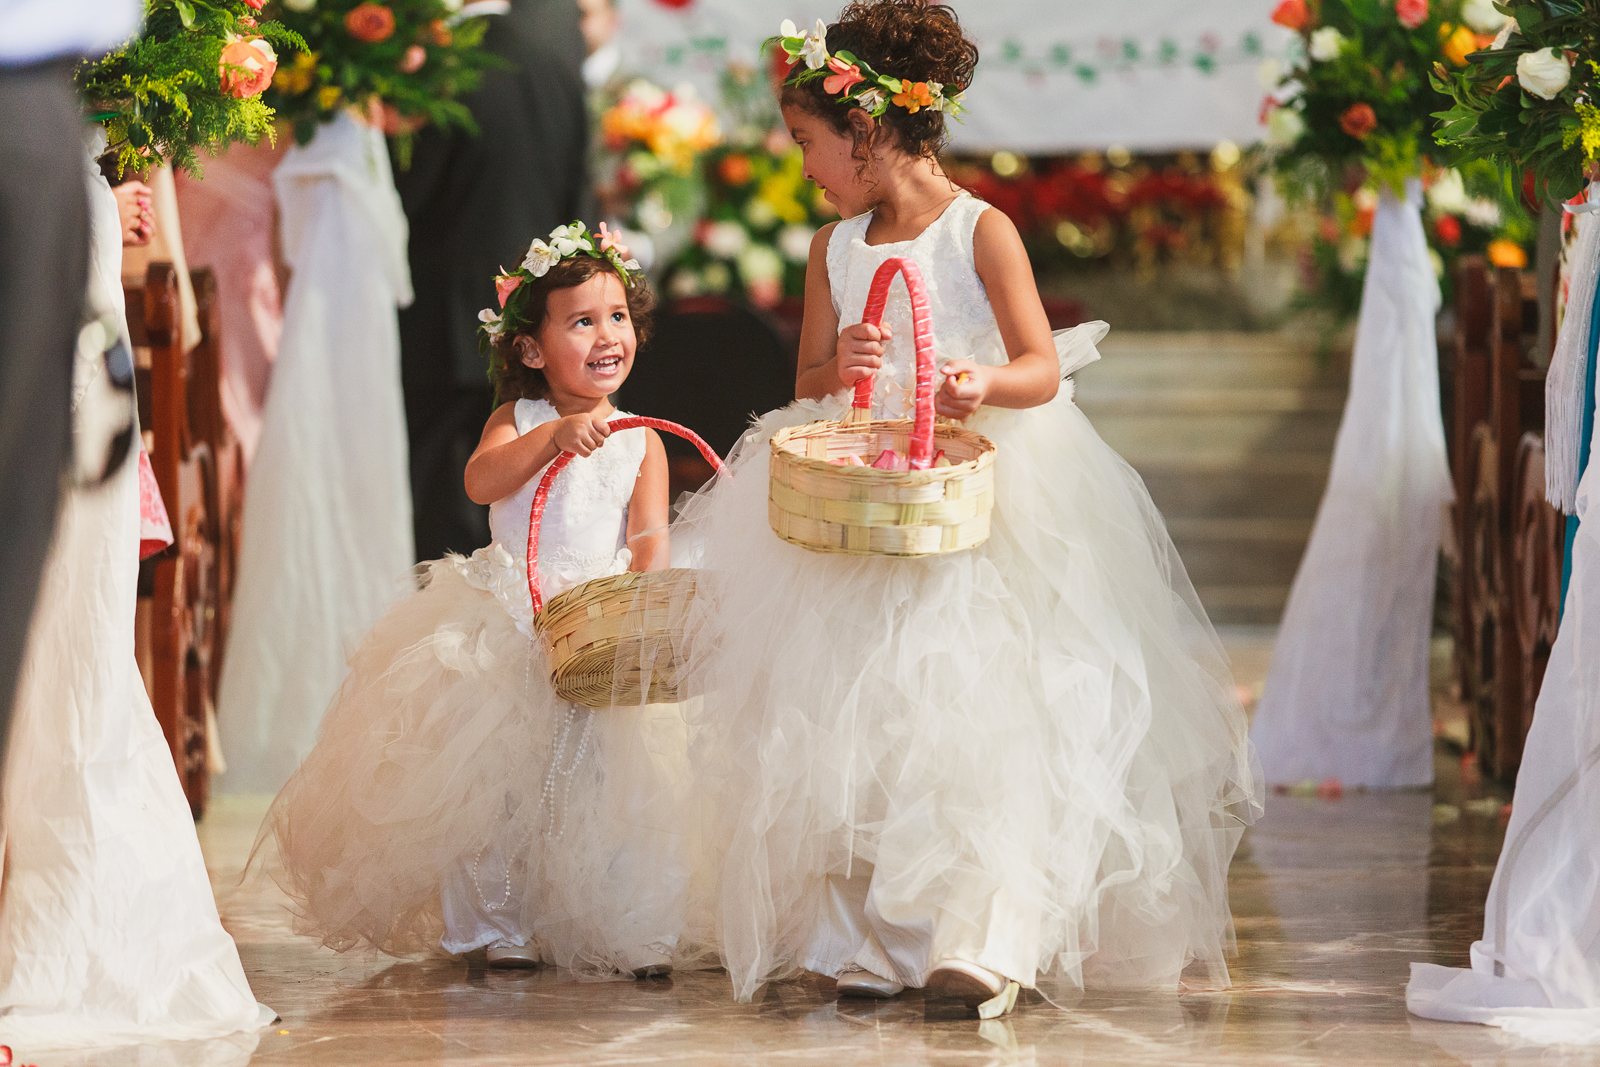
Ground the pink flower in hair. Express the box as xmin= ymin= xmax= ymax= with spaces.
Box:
xmin=597 ymin=221 xmax=630 ymax=260
xmin=495 ymin=272 xmax=521 ymax=308
xmin=823 ymin=56 xmax=864 ymax=96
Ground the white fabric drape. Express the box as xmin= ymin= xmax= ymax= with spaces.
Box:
xmin=0 ymin=132 xmax=269 ymax=1051
xmin=1406 ymin=197 xmax=1600 ymax=1048
xmin=1544 ymin=187 xmax=1600 ymax=513
xmin=217 ymin=112 xmax=415 ymax=794
xmin=1248 ymin=179 xmax=1452 ymax=788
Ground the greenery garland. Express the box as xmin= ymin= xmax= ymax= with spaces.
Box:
xmin=263 ymin=0 xmax=497 ymax=154
xmin=1432 ymin=0 xmax=1600 ymax=205
xmin=78 ymin=0 xmax=303 ymax=177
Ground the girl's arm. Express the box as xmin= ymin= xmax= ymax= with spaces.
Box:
xmin=626 ymin=429 xmax=670 ymax=572
xmin=937 ymin=208 xmax=1060 ymax=416
xmin=464 ymin=402 xmax=612 ymax=506
xmin=795 ymin=222 xmax=889 ymax=401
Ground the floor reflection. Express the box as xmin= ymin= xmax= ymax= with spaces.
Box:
xmin=28 ymin=698 xmax=1594 ymax=1065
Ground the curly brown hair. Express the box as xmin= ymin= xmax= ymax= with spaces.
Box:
xmin=779 ymin=0 xmax=978 ymax=161
xmin=488 ymin=256 xmax=656 ymax=404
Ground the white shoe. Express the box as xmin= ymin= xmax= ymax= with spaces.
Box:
xmin=927 ymin=960 xmax=1019 ymax=1017
xmin=485 ymin=940 xmax=540 ymax=969
xmin=627 ymin=945 xmax=674 ymax=978
xmin=835 ymin=966 xmax=905 ymax=999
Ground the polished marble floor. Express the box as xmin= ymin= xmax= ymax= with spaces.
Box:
xmin=39 ymin=632 xmax=1599 ymax=1067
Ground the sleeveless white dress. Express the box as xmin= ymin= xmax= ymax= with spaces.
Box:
xmin=0 ymin=133 xmax=269 ymax=1050
xmin=675 ymin=194 xmax=1262 ymax=1000
xmin=261 ymin=400 xmax=705 ymax=975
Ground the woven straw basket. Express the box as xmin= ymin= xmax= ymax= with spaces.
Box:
xmin=529 ymin=416 xmax=728 ymax=709
xmin=769 ymin=256 xmax=997 ymax=556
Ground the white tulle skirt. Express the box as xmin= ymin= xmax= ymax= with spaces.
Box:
xmin=259 ymin=557 xmax=713 ymax=978
xmin=672 ymin=372 xmax=1263 ymax=1001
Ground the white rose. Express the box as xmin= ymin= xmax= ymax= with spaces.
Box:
xmin=1308 ymin=27 xmax=1345 ymax=62
xmin=703 ymin=220 xmax=750 ymax=259
xmin=440 ymin=0 xmax=463 ymax=10
xmin=1265 ymin=107 xmax=1305 ymax=148
xmin=1462 ymin=0 xmax=1509 ymax=34
xmin=744 ymin=197 xmax=779 ymax=229
xmin=702 ymin=261 xmax=732 ymax=292
xmin=1257 ymin=59 xmax=1282 ymax=89
xmin=282 ymin=0 xmax=315 ymax=10
xmin=1426 ymin=168 xmax=1469 ymax=214
xmin=737 ymin=243 xmax=784 ymax=284
xmin=1517 ymin=48 xmax=1571 ymax=100
xmin=779 ymin=224 xmax=815 ymax=263
xmin=1464 ymin=198 xmax=1503 ymax=229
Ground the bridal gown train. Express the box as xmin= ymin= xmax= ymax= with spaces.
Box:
xmin=0 ymin=131 xmax=269 ymax=1051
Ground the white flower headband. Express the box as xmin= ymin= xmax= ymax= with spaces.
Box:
xmin=772 ymin=18 xmax=966 ymax=120
xmin=479 ymin=221 xmax=642 ymax=342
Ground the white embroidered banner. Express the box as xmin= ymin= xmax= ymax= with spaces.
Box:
xmin=616 ymin=0 xmax=1292 ymax=153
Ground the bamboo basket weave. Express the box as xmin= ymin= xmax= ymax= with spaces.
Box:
xmin=529 ymin=416 xmax=728 ymax=709
xmin=769 ymin=256 xmax=997 ymax=556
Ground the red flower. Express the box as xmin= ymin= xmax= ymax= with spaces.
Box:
xmin=344 ymin=3 xmax=396 ymax=44
xmin=822 ymin=56 xmax=864 ymax=96
xmin=1339 ymin=102 xmax=1378 ymax=139
xmin=427 ymin=19 xmax=452 ymax=46
xmin=495 ymin=273 xmax=522 ymax=307
xmin=1396 ymin=0 xmax=1429 ymax=29
xmin=1318 ymin=216 xmax=1341 ymax=242
xmin=718 ymin=153 xmax=753 ymax=186
xmin=1270 ymin=0 xmax=1310 ymax=31
xmin=1435 ymin=215 xmax=1462 ymax=246
xmin=241 ymin=0 xmax=263 ymax=9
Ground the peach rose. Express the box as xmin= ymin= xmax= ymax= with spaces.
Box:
xmin=1339 ymin=102 xmax=1378 ymax=139
xmin=398 ymin=44 xmax=427 ymax=74
xmin=344 ymin=3 xmax=396 ymax=44
xmin=1270 ymin=0 xmax=1310 ymax=31
xmin=1396 ymin=0 xmax=1429 ymax=29
xmin=219 ymin=38 xmax=277 ymax=99
xmin=427 ymin=19 xmax=452 ymax=46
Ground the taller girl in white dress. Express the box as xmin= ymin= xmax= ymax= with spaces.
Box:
xmin=675 ymin=0 xmax=1262 ymax=1015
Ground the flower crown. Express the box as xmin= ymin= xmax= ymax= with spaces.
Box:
xmin=478 ymin=221 xmax=643 ymax=344
xmin=772 ymin=18 xmax=965 ymax=120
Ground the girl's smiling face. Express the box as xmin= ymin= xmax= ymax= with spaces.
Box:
xmin=524 ymin=270 xmax=637 ymax=401
xmin=783 ymin=103 xmax=877 ymax=218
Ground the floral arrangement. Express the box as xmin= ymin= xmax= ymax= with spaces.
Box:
xmin=770 ymin=17 xmax=965 ymax=120
xmin=1303 ymin=160 xmax=1535 ymax=316
xmin=77 ymin=0 xmax=302 ymax=176
xmin=1432 ymin=0 xmax=1600 ymax=204
xmin=594 ymin=78 xmax=722 ymax=243
xmin=656 ymin=60 xmax=836 ymax=308
xmin=945 ymin=152 xmax=1239 ymax=273
xmin=264 ymin=0 xmax=495 ymax=153
xmin=478 ymin=222 xmax=643 ymax=344
xmin=1261 ymin=0 xmax=1502 ymax=196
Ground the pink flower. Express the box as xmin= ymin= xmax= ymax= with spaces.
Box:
xmin=823 ymin=56 xmax=864 ymax=96
xmin=495 ymin=273 xmax=521 ymax=307
xmin=398 ymin=45 xmax=427 ymax=74
xmin=1396 ymin=0 xmax=1429 ymax=29
xmin=219 ymin=38 xmax=276 ymax=99
xmin=596 ymin=221 xmax=630 ymax=259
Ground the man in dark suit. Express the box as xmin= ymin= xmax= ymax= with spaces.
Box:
xmin=394 ymin=0 xmax=591 ymax=561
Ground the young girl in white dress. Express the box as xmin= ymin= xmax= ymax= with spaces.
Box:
xmin=675 ymin=0 xmax=1262 ymax=1016
xmin=261 ymin=226 xmax=704 ymax=977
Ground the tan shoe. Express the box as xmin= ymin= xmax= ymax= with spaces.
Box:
xmin=485 ymin=940 xmax=540 ymax=969
xmin=835 ymin=966 xmax=905 ymax=999
xmin=927 ymin=960 xmax=1019 ymax=1016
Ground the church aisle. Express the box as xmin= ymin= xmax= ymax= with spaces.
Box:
xmin=31 ymin=637 xmax=1577 ymax=1067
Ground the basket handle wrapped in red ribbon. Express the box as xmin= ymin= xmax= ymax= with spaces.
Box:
xmin=526 ymin=416 xmax=728 ymax=615
xmin=846 ymin=256 xmax=937 ymax=470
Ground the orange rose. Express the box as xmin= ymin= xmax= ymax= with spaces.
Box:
xmin=219 ymin=38 xmax=277 ymax=99
xmin=1270 ymin=0 xmax=1310 ymax=31
xmin=427 ymin=19 xmax=452 ymax=46
xmin=1488 ymin=239 xmax=1528 ymax=269
xmin=344 ymin=3 xmax=396 ymax=44
xmin=1339 ymin=102 xmax=1378 ymax=139
xmin=719 ymin=153 xmax=753 ymax=186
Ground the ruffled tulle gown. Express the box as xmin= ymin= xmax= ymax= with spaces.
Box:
xmin=261 ymin=400 xmax=707 ymax=975
xmin=675 ymin=193 xmax=1262 ymax=1000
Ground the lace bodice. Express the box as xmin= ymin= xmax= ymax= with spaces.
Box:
xmin=461 ymin=399 xmax=646 ymax=634
xmin=826 ymin=193 xmax=1008 ymax=420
